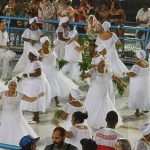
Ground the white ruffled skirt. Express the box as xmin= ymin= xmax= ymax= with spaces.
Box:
xmin=43 ymin=65 xmax=78 ymax=97
xmin=19 ymin=75 xmax=51 ymax=112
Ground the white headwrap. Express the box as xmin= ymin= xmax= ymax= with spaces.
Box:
xmin=102 ymin=21 xmax=111 ymax=31
xmin=29 ymin=47 xmax=39 ymax=58
xmin=68 ymin=29 xmax=78 ymax=39
xmin=140 ymin=122 xmax=150 ymax=136
xmin=71 ymin=89 xmax=82 ymax=100
xmin=93 ymin=55 xmax=105 ymax=65
xmin=136 ymin=50 xmax=146 ymax=60
xmin=8 ymin=78 xmax=18 ymax=86
xmin=95 ymin=45 xmax=105 ymax=52
xmin=40 ymin=36 xmax=50 ymax=45
xmin=59 ymin=16 xmax=69 ymax=26
xmin=29 ymin=17 xmax=38 ymax=24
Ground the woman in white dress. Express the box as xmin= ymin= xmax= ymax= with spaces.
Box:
xmin=19 ymin=48 xmax=51 ymax=123
xmin=13 ymin=17 xmax=42 ymax=74
xmin=0 ymin=80 xmax=44 ymax=145
xmin=84 ymin=55 xmax=125 ymax=129
xmin=39 ymin=36 xmax=78 ymax=107
xmin=127 ymin=50 xmax=150 ymax=117
xmin=64 ymin=29 xmax=83 ymax=82
xmin=54 ymin=111 xmax=92 ymax=150
xmin=91 ymin=45 xmax=115 ymax=104
xmin=54 ymin=16 xmax=70 ymax=60
xmin=54 ymin=89 xmax=86 ymax=130
xmin=134 ymin=122 xmax=150 ymax=150
xmin=96 ymin=21 xmax=128 ymax=78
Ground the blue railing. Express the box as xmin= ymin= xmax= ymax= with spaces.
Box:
xmin=0 ymin=16 xmax=150 ymax=58
xmin=0 ymin=143 xmax=20 ymax=150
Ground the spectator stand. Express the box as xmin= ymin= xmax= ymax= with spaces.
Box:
xmin=0 ymin=16 xmax=150 ymax=64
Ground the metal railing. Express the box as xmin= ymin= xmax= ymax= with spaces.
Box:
xmin=0 ymin=16 xmax=149 ymax=54
xmin=0 ymin=143 xmax=20 ymax=150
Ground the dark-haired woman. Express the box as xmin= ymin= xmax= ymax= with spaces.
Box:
xmin=54 ymin=111 xmax=92 ymax=150
xmin=109 ymin=1 xmax=126 ymax=38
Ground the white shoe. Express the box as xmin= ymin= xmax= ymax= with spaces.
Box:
xmin=28 ymin=120 xmax=37 ymax=124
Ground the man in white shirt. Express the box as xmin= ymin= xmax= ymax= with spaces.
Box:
xmin=0 ymin=20 xmax=15 ymax=79
xmin=94 ymin=111 xmax=123 ymax=150
xmin=136 ymin=2 xmax=150 ymax=49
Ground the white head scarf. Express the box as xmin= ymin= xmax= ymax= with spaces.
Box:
xmin=29 ymin=17 xmax=38 ymax=24
xmin=71 ymin=89 xmax=82 ymax=100
xmin=102 ymin=21 xmax=111 ymax=31
xmin=40 ymin=36 xmax=50 ymax=45
xmin=59 ymin=16 xmax=69 ymax=26
xmin=140 ymin=122 xmax=150 ymax=136
xmin=8 ymin=78 xmax=18 ymax=86
xmin=29 ymin=47 xmax=39 ymax=58
xmin=68 ymin=29 xmax=78 ymax=39
xmin=93 ymin=55 xmax=105 ymax=65
xmin=95 ymin=45 xmax=105 ymax=52
xmin=136 ymin=50 xmax=146 ymax=60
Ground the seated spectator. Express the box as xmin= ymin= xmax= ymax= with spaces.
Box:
xmin=44 ymin=127 xmax=77 ymax=150
xmin=136 ymin=2 xmax=150 ymax=49
xmin=80 ymin=138 xmax=97 ymax=150
xmin=3 ymin=0 xmax=16 ymax=16
xmin=71 ymin=0 xmax=80 ymax=9
xmin=94 ymin=111 xmax=123 ymax=150
xmin=98 ymin=1 xmax=110 ymax=23
xmin=19 ymin=135 xmax=40 ymax=150
xmin=115 ymin=138 xmax=131 ymax=150
xmin=134 ymin=122 xmax=150 ymax=150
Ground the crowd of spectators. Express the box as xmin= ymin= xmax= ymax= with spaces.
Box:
xmin=0 ymin=0 xmax=126 ymax=29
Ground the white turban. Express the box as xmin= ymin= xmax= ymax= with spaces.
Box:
xmin=93 ymin=55 xmax=105 ymax=65
xmin=140 ymin=122 xmax=150 ymax=136
xmin=95 ymin=45 xmax=105 ymax=52
xmin=40 ymin=36 xmax=50 ymax=45
xmin=8 ymin=78 xmax=18 ymax=86
xmin=29 ymin=47 xmax=39 ymax=58
xmin=68 ymin=30 xmax=78 ymax=39
xmin=29 ymin=17 xmax=38 ymax=24
xmin=71 ymin=89 xmax=82 ymax=100
xmin=102 ymin=21 xmax=111 ymax=31
xmin=59 ymin=16 xmax=69 ymax=26
xmin=136 ymin=50 xmax=146 ymax=60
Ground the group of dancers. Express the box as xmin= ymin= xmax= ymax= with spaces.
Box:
xmin=0 ymin=15 xmax=150 ymax=149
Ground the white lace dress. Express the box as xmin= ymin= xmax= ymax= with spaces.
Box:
xmin=128 ymin=65 xmax=150 ymax=110
xmin=63 ymin=102 xmax=87 ymax=130
xmin=19 ymin=61 xmax=51 ymax=112
xmin=98 ymin=32 xmax=128 ymax=77
xmin=84 ymin=69 xmax=123 ymax=129
xmin=0 ymin=92 xmax=38 ymax=145
xmin=65 ymin=124 xmax=92 ymax=150
xmin=41 ymin=52 xmax=78 ymax=97
xmin=13 ymin=28 xmax=42 ymax=74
